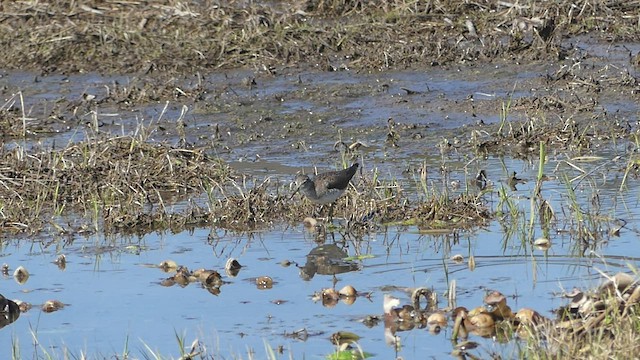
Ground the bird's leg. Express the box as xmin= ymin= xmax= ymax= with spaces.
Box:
xmin=328 ymin=203 xmax=335 ymax=222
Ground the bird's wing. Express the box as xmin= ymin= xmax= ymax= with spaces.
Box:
xmin=325 ymin=163 xmax=358 ymax=190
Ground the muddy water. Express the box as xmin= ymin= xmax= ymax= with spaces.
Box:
xmin=1 ymin=39 xmax=640 ymax=357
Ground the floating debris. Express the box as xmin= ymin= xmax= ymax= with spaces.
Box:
xmin=314 ymin=286 xmax=358 ymax=306
xmin=451 ymin=290 xmax=523 ymax=341
xmin=159 ymin=260 xmax=178 ymax=272
xmin=341 ymin=295 xmax=357 ymax=306
xmin=411 ymin=287 xmax=435 ymax=311
xmin=483 ymin=291 xmax=515 ymax=321
xmin=159 ymin=262 xmax=227 ymax=294
xmin=427 ymin=312 xmax=447 ymax=334
xmin=452 ymin=306 xmax=495 ymax=339
xmin=427 ymin=312 xmax=447 ymax=326
xmin=533 ymin=237 xmax=551 ymax=250
xmin=42 ymin=300 xmax=65 ymax=313
xmin=160 ymin=278 xmax=176 ymax=287
xmin=13 ymin=299 xmax=32 ymax=313
xmin=192 ymin=268 xmax=214 ymax=282
xmin=54 ymin=254 xmax=67 ymax=270
xmin=515 ymin=308 xmax=543 ymax=327
xmin=13 ymin=266 xmax=29 ymax=285
xmin=225 ymin=258 xmax=242 ymax=277
xmin=204 ymin=271 xmax=223 ymax=287
xmin=255 ymin=276 xmax=273 ymax=290
xmin=330 ymin=331 xmax=360 ymax=346
xmin=382 ymin=287 xmax=435 ymax=329
xmin=339 ymin=285 xmax=357 ymax=298
xmin=321 ymin=288 xmax=340 ymax=307
xmin=173 ymin=267 xmax=192 ymax=287
xmin=279 ymin=260 xmax=294 ymax=267
xmin=205 ymin=286 xmax=221 ymax=296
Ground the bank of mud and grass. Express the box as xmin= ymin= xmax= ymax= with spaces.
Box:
xmin=0 ymin=0 xmax=638 ymax=75
xmin=0 ymin=0 xmax=638 ymax=250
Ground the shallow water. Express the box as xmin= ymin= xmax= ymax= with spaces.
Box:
xmin=2 ymin=152 xmax=640 ymax=358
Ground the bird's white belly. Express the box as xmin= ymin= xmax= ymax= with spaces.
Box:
xmin=310 ymin=189 xmax=344 ymax=204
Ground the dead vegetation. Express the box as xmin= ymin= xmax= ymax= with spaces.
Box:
xmin=0 ymin=135 xmax=232 ymax=235
xmin=0 ymin=0 xmax=638 ymax=75
xmin=469 ymin=113 xmax=635 ymax=158
xmin=0 ymin=2 xmax=636 ymax=238
xmin=465 ymin=60 xmax=640 ymax=158
xmin=0 ymin=127 xmax=493 ymax=236
xmin=519 ymin=271 xmax=640 ymax=360
xmin=431 ymin=271 xmax=640 ymax=360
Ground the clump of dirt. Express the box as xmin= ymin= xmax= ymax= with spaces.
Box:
xmin=468 ymin=114 xmax=634 ymax=159
xmin=451 ymin=61 xmax=640 ymax=158
xmin=0 ymin=135 xmax=232 ymax=235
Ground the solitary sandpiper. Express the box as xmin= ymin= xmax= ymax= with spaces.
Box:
xmin=293 ymin=163 xmax=359 ymax=219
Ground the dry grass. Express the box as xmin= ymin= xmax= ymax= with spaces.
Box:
xmin=519 ymin=274 xmax=640 ymax=360
xmin=0 ymin=0 xmax=637 ymax=74
xmin=0 ymin=134 xmax=232 ymax=235
xmin=0 ymin=128 xmax=492 ymax=236
xmin=470 ymin=114 xmax=634 ymax=158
